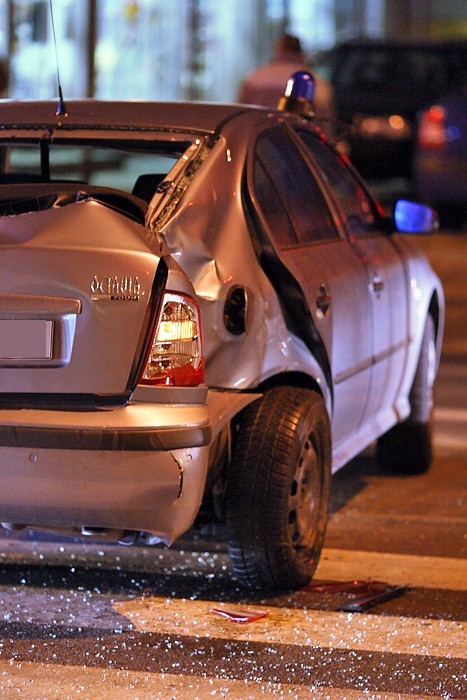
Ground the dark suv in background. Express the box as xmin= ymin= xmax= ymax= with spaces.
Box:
xmin=313 ymin=38 xmax=466 ymax=181
xmin=413 ymin=81 xmax=466 ymax=228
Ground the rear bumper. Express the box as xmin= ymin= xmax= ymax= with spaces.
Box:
xmin=0 ymin=401 xmax=211 ymax=542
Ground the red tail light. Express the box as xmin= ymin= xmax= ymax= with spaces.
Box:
xmin=417 ymin=106 xmax=447 ymax=150
xmin=139 ymin=292 xmax=204 ymax=386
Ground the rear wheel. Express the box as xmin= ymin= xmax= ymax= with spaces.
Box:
xmin=225 ymin=387 xmax=331 ymax=593
xmin=377 ymin=315 xmax=436 ymax=474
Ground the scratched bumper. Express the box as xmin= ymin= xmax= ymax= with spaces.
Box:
xmin=0 ymin=402 xmax=210 ymax=541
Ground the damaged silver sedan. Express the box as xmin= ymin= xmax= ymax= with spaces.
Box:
xmin=0 ymin=95 xmax=443 ymax=592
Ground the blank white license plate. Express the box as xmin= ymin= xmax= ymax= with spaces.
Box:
xmin=0 ymin=320 xmax=53 ymax=360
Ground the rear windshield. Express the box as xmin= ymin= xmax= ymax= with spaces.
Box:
xmin=0 ymin=140 xmax=192 ymax=200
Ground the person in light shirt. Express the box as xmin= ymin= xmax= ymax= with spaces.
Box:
xmin=237 ymin=34 xmax=335 ymax=139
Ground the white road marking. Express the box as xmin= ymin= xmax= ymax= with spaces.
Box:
xmin=434 ymin=434 xmax=467 ymax=449
xmin=435 ymin=408 xmax=467 ymax=423
xmin=0 ymin=547 xmax=465 ymax=697
xmin=0 ymin=663 xmax=439 ymax=700
xmin=113 ymin=596 xmax=466 ymax=659
xmin=433 ymin=406 xmax=467 ymax=449
xmin=316 ymin=548 xmax=467 ymax=591
xmin=0 ymin=543 xmax=465 ymax=590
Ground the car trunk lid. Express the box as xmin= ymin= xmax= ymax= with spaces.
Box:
xmin=0 ymin=188 xmax=161 ymax=403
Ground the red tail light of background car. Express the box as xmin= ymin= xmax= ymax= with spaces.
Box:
xmin=417 ymin=105 xmax=447 ymax=150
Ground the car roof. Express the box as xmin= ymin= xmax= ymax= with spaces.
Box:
xmin=0 ymin=99 xmax=259 ymax=135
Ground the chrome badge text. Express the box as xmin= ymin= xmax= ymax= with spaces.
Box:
xmin=90 ymin=275 xmax=143 ymax=301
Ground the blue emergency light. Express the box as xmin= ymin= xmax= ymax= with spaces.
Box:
xmin=277 ymin=70 xmax=315 ymax=116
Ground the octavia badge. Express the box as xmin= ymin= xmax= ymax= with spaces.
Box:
xmin=90 ymin=275 xmax=143 ymax=301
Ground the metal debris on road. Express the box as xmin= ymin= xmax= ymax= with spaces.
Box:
xmin=209 ymin=606 xmax=269 ymax=623
xmin=304 ymin=579 xmax=409 ymax=612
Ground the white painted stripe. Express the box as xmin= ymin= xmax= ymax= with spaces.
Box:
xmin=317 ymin=548 xmax=467 ymax=591
xmin=0 ymin=542 xmax=465 ymax=591
xmin=433 ymin=406 xmax=467 ymax=448
xmin=434 ymin=434 xmax=467 ymax=449
xmin=434 ymin=407 xmax=467 ymax=422
xmin=114 ymin=596 xmax=466 ymax=659
xmin=0 ymin=662 xmax=438 ymax=700
xmin=335 ymin=512 xmax=467 ymax=525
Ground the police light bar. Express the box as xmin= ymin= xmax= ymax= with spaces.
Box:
xmin=277 ymin=70 xmax=315 ymax=116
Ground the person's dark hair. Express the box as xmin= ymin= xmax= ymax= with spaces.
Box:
xmin=272 ymin=34 xmax=304 ymax=62
xmin=277 ymin=34 xmax=302 ymax=54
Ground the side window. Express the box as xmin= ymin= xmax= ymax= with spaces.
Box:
xmin=252 ymin=129 xmax=338 ymax=247
xmin=295 ymin=129 xmax=379 ymax=237
xmin=253 ymin=158 xmax=297 ymax=247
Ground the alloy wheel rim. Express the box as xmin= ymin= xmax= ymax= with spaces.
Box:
xmin=287 ymin=434 xmax=320 ymax=558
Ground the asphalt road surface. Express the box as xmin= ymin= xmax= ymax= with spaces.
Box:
xmin=0 ymin=232 xmax=465 ymax=699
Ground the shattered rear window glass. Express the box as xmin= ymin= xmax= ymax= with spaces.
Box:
xmin=3 ymin=144 xmax=181 ymax=195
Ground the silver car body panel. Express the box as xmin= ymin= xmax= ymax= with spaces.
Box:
xmin=0 ymin=388 xmax=257 ymax=541
xmin=0 ymin=199 xmax=157 ymax=393
xmin=0 ymin=100 xmax=444 ymax=538
xmin=0 ymin=108 xmax=261 ymax=537
xmin=157 ymin=135 xmax=332 ymax=396
xmin=152 ymin=111 xmax=444 ymax=471
xmin=0 ymin=443 xmax=208 ymax=544
xmin=0 ymin=99 xmax=248 ymax=133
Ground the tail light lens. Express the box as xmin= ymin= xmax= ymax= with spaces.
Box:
xmin=417 ymin=106 xmax=447 ymax=150
xmin=139 ymin=292 xmax=204 ymax=386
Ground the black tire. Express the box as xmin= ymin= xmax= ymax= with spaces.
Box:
xmin=377 ymin=315 xmax=436 ymax=474
xmin=225 ymin=387 xmax=331 ymax=593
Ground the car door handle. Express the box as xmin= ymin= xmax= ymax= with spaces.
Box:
xmin=316 ymin=284 xmax=331 ymax=315
xmin=370 ymin=277 xmax=384 ymax=294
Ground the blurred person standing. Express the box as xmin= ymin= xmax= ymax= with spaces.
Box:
xmin=0 ymin=59 xmax=8 ymax=171
xmin=237 ymin=34 xmax=335 ymax=138
xmin=0 ymin=58 xmax=9 ymax=97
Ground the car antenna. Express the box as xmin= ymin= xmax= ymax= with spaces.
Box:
xmin=49 ymin=0 xmax=68 ymax=117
